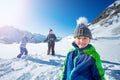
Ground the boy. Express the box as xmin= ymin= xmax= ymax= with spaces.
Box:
xmin=17 ymin=35 xmax=33 ymax=58
xmin=44 ymin=29 xmax=56 ymax=55
xmin=60 ymin=23 xmax=105 ymax=80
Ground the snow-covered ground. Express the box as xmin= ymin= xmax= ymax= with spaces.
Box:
xmin=0 ymin=41 xmax=70 ymax=80
xmin=0 ymin=33 xmax=120 ymax=80
xmin=0 ymin=2 xmax=120 ymax=79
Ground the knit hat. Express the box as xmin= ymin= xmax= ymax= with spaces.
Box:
xmin=74 ymin=23 xmax=92 ymax=39
xmin=49 ymin=29 xmax=53 ymax=32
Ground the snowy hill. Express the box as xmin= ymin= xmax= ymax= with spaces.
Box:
xmin=92 ymin=0 xmax=120 ymax=24
xmin=89 ymin=0 xmax=120 ymax=38
xmin=0 ymin=1 xmax=120 ymax=80
xmin=0 ymin=26 xmax=46 ymax=44
xmin=89 ymin=16 xmax=120 ymax=38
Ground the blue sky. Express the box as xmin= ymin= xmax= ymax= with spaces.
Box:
xmin=0 ymin=0 xmax=115 ymax=37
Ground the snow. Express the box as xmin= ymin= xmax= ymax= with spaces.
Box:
xmin=0 ymin=41 xmax=68 ymax=80
xmin=0 ymin=31 xmax=120 ymax=80
xmin=90 ymin=16 xmax=120 ymax=38
xmin=0 ymin=1 xmax=120 ymax=80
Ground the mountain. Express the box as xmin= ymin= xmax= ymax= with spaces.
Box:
xmin=0 ymin=26 xmax=46 ymax=44
xmin=92 ymin=0 xmax=120 ymax=25
xmin=89 ymin=0 xmax=120 ymax=38
xmin=0 ymin=1 xmax=120 ymax=80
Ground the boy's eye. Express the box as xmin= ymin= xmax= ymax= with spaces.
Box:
xmin=77 ymin=37 xmax=81 ymax=39
xmin=77 ymin=37 xmax=88 ymax=40
xmin=77 ymin=37 xmax=85 ymax=39
xmin=83 ymin=37 xmax=87 ymax=39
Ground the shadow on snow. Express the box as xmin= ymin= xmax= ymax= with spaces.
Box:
xmin=102 ymin=60 xmax=120 ymax=66
xmin=55 ymin=54 xmax=66 ymax=58
xmin=102 ymin=60 xmax=120 ymax=80
xmin=26 ymin=56 xmax=62 ymax=67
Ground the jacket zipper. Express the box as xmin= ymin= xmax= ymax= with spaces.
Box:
xmin=69 ymin=50 xmax=80 ymax=80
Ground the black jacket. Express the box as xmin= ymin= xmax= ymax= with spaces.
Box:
xmin=45 ymin=33 xmax=56 ymax=45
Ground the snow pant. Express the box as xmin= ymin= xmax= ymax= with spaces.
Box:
xmin=17 ymin=47 xmax=28 ymax=58
xmin=47 ymin=43 xmax=55 ymax=55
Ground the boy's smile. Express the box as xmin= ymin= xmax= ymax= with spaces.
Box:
xmin=75 ymin=36 xmax=91 ymax=48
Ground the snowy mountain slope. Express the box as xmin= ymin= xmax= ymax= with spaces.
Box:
xmin=92 ymin=0 xmax=120 ymax=24
xmin=90 ymin=0 xmax=120 ymax=38
xmin=0 ymin=26 xmax=46 ymax=44
xmin=89 ymin=13 xmax=120 ymax=38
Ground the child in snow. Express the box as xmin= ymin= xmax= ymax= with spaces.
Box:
xmin=17 ymin=35 xmax=33 ymax=58
xmin=44 ymin=29 xmax=56 ymax=55
xmin=60 ymin=23 xmax=105 ymax=80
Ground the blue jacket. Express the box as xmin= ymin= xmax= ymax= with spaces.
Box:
xmin=60 ymin=42 xmax=105 ymax=80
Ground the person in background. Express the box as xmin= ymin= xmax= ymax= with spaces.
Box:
xmin=17 ymin=34 xmax=33 ymax=58
xmin=44 ymin=29 xmax=56 ymax=55
xmin=60 ymin=23 xmax=105 ymax=80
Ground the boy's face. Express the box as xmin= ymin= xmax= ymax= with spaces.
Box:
xmin=49 ymin=31 xmax=53 ymax=34
xmin=75 ymin=36 xmax=91 ymax=48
